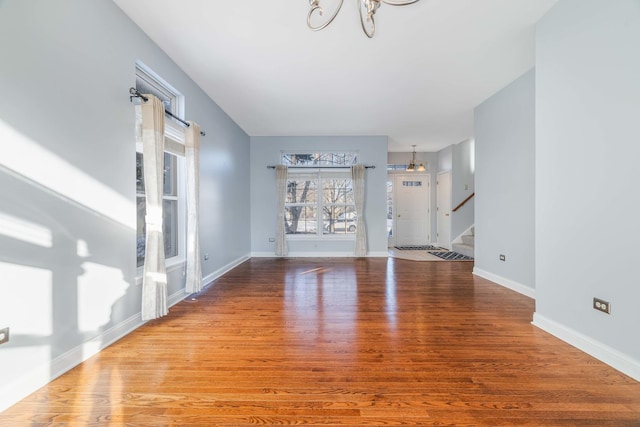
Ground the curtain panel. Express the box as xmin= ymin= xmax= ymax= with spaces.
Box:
xmin=275 ymin=165 xmax=288 ymax=257
xmin=185 ymin=122 xmax=202 ymax=294
xmin=141 ymin=95 xmax=168 ymax=320
xmin=351 ymin=164 xmax=367 ymax=257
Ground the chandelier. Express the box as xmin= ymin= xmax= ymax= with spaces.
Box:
xmin=307 ymin=0 xmax=421 ymax=38
xmin=407 ymin=145 xmax=426 ymax=172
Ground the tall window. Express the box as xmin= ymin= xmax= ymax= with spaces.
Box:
xmin=135 ymin=63 xmax=185 ymax=268
xmin=282 ymin=152 xmax=357 ymax=237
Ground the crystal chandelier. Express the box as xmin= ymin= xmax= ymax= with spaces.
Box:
xmin=307 ymin=0 xmax=421 ymax=38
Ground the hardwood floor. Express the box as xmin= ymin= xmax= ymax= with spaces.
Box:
xmin=2 ymin=257 xmax=639 ymax=426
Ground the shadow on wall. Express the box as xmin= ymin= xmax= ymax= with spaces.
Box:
xmin=0 ymin=157 xmax=137 ymax=412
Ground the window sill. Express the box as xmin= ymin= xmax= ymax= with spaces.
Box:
xmin=136 ymin=257 xmax=185 ymax=284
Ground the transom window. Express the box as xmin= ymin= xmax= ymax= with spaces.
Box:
xmin=282 ymin=152 xmax=357 ymax=167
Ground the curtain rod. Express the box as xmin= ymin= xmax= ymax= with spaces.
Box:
xmin=129 ymin=88 xmax=206 ymax=136
xmin=267 ymin=165 xmax=375 ymax=169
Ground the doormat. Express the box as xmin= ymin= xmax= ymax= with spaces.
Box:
xmin=395 ymin=245 xmax=440 ymax=250
xmin=428 ymin=251 xmax=473 ymax=261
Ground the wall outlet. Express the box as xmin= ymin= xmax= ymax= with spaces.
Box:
xmin=268 ymin=237 xmax=275 ymax=242
xmin=203 ymin=253 xmax=209 ymax=261
xmin=499 ymin=254 xmax=506 ymax=261
xmin=0 ymin=327 xmax=9 ymax=345
xmin=593 ymin=297 xmax=611 ymax=314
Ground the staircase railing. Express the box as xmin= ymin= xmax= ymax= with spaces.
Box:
xmin=452 ymin=192 xmax=475 ymax=213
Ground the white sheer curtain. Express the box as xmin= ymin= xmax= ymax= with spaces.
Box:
xmin=351 ymin=164 xmax=367 ymax=257
xmin=141 ymin=95 xmax=168 ymax=320
xmin=184 ymin=121 xmax=202 ymax=294
xmin=275 ymin=165 xmax=288 ymax=257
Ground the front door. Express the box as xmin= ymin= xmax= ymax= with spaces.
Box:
xmin=393 ymin=174 xmax=430 ymax=246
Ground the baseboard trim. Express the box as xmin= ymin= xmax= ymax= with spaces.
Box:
xmin=0 ymin=310 xmax=147 ymax=413
xmin=201 ymin=254 xmax=251 ymax=288
xmin=532 ymin=313 xmax=640 ymax=382
xmin=252 ymin=251 xmax=388 ymax=258
xmin=473 ymin=267 xmax=535 ymax=299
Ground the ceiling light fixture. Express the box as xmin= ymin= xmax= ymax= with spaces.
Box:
xmin=407 ymin=145 xmax=426 ymax=172
xmin=307 ymin=0 xmax=421 ymax=39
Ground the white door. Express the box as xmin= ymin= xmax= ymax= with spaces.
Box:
xmin=393 ymin=174 xmax=430 ymax=246
xmin=437 ymin=171 xmax=451 ymax=249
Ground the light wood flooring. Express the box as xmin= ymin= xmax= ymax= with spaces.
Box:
xmin=1 ymin=257 xmax=639 ymax=426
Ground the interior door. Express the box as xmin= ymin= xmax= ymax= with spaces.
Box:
xmin=393 ymin=174 xmax=429 ymax=246
xmin=437 ymin=171 xmax=451 ymax=249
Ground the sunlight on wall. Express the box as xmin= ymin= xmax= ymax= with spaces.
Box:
xmin=470 ymin=138 xmax=475 ymax=174
xmin=0 ymin=119 xmax=135 ymax=229
xmin=0 ymin=261 xmax=52 ymax=335
xmin=0 ymin=261 xmax=53 ymax=410
xmin=77 ymin=262 xmax=129 ymax=333
xmin=0 ymin=211 xmax=52 ymax=248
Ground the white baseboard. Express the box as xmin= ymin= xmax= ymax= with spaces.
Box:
xmin=0 ymin=310 xmax=146 ymax=413
xmin=367 ymin=251 xmax=389 ymax=257
xmin=252 ymin=251 xmax=388 ymax=258
xmin=251 ymin=251 xmax=278 ymax=257
xmin=532 ymin=313 xmax=640 ymax=382
xmin=201 ymin=253 xmax=251 ymax=288
xmin=473 ymin=267 xmax=535 ymax=299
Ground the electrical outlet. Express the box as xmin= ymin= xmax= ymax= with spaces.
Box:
xmin=593 ymin=298 xmax=611 ymax=314
xmin=499 ymin=254 xmax=506 ymax=261
xmin=203 ymin=253 xmax=209 ymax=261
xmin=268 ymin=237 xmax=275 ymax=242
xmin=0 ymin=327 xmax=9 ymax=345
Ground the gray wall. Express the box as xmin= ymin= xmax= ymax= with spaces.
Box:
xmin=251 ymin=136 xmax=388 ymax=256
xmin=474 ymin=69 xmax=535 ymax=291
xmin=0 ymin=0 xmax=250 ymax=410
xmin=451 ymin=139 xmax=475 ymax=240
xmin=534 ymin=0 xmax=640 ymax=377
xmin=437 ymin=140 xmax=475 ymax=245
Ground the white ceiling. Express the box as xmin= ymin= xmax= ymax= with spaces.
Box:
xmin=113 ymin=0 xmax=557 ymax=152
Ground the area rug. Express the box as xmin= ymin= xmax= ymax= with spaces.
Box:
xmin=428 ymin=251 xmax=473 ymax=261
xmin=395 ymin=245 xmax=440 ymax=250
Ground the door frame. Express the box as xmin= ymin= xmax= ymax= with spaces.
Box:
xmin=436 ymin=170 xmax=452 ymax=249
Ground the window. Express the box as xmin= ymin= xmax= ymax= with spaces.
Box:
xmin=135 ymin=63 xmax=185 ymax=268
xmin=282 ymin=152 xmax=357 ymax=167
xmin=282 ymin=152 xmax=357 ymax=237
xmin=387 ymin=164 xmax=410 ymax=171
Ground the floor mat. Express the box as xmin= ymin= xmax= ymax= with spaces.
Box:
xmin=395 ymin=245 xmax=440 ymax=250
xmin=428 ymin=251 xmax=474 ymax=261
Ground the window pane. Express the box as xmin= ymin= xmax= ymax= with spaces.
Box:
xmin=322 ymin=178 xmax=353 ymax=205
xmin=136 ymin=72 xmax=176 ymax=114
xmin=138 ymin=152 xmax=177 ymax=196
xmin=285 ymin=206 xmax=317 ymax=235
xmin=163 ymin=153 xmax=177 ymax=196
xmin=137 ymin=196 xmax=146 ymax=267
xmin=163 ymin=199 xmax=178 ymax=259
xmin=137 ymin=152 xmax=145 ymax=193
xmin=286 ymin=179 xmax=317 ymax=204
xmin=323 ymin=206 xmax=357 ymax=235
xmin=136 ymin=198 xmax=179 ymax=267
xmin=387 ymin=180 xmax=393 ymax=237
